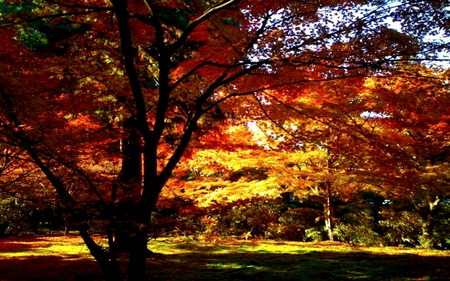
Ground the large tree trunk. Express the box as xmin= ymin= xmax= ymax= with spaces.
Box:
xmin=79 ymin=224 xmax=123 ymax=281
xmin=120 ymin=120 xmax=142 ymax=184
xmin=125 ymin=195 xmax=156 ymax=281
xmin=127 ymin=228 xmax=150 ymax=281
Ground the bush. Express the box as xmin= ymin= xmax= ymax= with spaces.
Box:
xmin=334 ymin=207 xmax=383 ymax=246
xmin=279 ymin=208 xmax=323 ymax=241
xmin=378 ymin=208 xmax=423 ymax=247
xmin=333 ymin=223 xmax=383 ymax=246
xmin=422 ymin=201 xmax=450 ymax=249
xmin=0 ymin=197 xmax=36 ymax=237
xmin=213 ymin=197 xmax=285 ymax=238
xmin=149 ymin=195 xmax=450 ymax=249
xmin=150 ymin=198 xmax=204 ymax=237
xmin=304 ymin=227 xmax=324 ymax=242
xmin=151 ymin=197 xmax=330 ymax=242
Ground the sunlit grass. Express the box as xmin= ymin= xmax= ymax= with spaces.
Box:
xmin=1 ymin=235 xmax=449 ymax=280
xmin=148 ymin=237 xmax=450 ymax=281
xmin=0 ymin=235 xmax=104 ymax=281
xmin=150 ymin=236 xmax=449 ymax=256
xmin=0 ymin=235 xmax=92 ymax=258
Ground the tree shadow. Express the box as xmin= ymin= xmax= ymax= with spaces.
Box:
xmin=0 ymin=237 xmax=52 ymax=253
xmin=147 ymin=243 xmax=450 ymax=281
xmin=1 ymin=237 xmax=449 ymax=280
xmin=0 ymin=255 xmax=104 ymax=281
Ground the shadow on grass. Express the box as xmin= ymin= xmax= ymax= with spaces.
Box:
xmin=148 ymin=244 xmax=450 ymax=281
xmin=0 ymin=255 xmax=104 ymax=281
xmin=0 ymin=237 xmax=52 ymax=253
xmin=1 ymin=236 xmax=449 ymax=281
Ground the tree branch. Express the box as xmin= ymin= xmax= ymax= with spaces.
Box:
xmin=0 ymin=9 xmax=112 ymax=28
xmin=169 ymin=0 xmax=241 ymax=54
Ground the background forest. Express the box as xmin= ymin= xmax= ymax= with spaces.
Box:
xmin=1 ymin=0 xmax=450 ymax=280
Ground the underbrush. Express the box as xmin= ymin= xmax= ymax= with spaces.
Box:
xmin=150 ymin=196 xmax=450 ymax=249
xmin=3 ymin=194 xmax=450 ymax=250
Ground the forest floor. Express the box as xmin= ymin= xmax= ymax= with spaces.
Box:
xmin=0 ymin=234 xmax=449 ymax=280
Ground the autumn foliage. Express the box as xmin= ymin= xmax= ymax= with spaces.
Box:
xmin=1 ymin=0 xmax=450 ymax=280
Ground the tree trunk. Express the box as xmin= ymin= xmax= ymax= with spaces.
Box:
xmin=63 ymin=213 xmax=70 ymax=236
xmin=324 ymin=181 xmax=335 ymax=241
xmin=419 ymin=196 xmax=440 ymax=248
xmin=79 ymin=224 xmax=123 ymax=281
xmin=127 ymin=229 xmax=150 ymax=281
xmin=120 ymin=121 xmax=142 ymax=184
xmin=113 ymin=226 xmax=133 ymax=252
xmin=310 ymin=183 xmax=336 ymax=242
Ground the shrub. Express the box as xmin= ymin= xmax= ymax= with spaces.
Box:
xmin=334 ymin=207 xmax=383 ymax=246
xmin=304 ymin=227 xmax=324 ymax=242
xmin=150 ymin=198 xmax=204 ymax=237
xmin=333 ymin=223 xmax=383 ymax=246
xmin=278 ymin=208 xmax=323 ymax=241
xmin=214 ymin=197 xmax=284 ymax=238
xmin=0 ymin=197 xmax=36 ymax=237
xmin=378 ymin=208 xmax=423 ymax=247
xmin=155 ymin=197 xmax=330 ymax=241
xmin=422 ymin=201 xmax=450 ymax=249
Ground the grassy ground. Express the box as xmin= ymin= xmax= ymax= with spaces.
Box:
xmin=1 ymin=234 xmax=449 ymax=280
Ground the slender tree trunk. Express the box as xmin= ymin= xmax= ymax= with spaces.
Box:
xmin=324 ymin=181 xmax=335 ymax=241
xmin=419 ymin=196 xmax=440 ymax=248
xmin=311 ymin=184 xmax=335 ymax=241
xmin=63 ymin=213 xmax=70 ymax=236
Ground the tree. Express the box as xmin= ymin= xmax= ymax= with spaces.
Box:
xmin=241 ymin=58 xmax=450 ymax=241
xmin=357 ymin=64 xmax=450 ymax=247
xmin=1 ymin=0 xmax=449 ymax=279
xmin=242 ymin=76 xmax=382 ymax=241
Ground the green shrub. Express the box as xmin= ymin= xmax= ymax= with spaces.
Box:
xmin=423 ymin=202 xmax=450 ymax=249
xmin=214 ymin=197 xmax=284 ymax=238
xmin=150 ymin=197 xmax=287 ymax=239
xmin=305 ymin=227 xmax=324 ymax=242
xmin=278 ymin=208 xmax=323 ymax=241
xmin=0 ymin=197 xmax=36 ymax=236
xmin=378 ymin=208 xmax=423 ymax=247
xmin=334 ymin=208 xmax=383 ymax=246
xmin=333 ymin=223 xmax=383 ymax=246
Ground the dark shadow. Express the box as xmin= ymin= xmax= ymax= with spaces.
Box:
xmin=0 ymin=255 xmax=104 ymax=281
xmin=147 ymin=243 xmax=450 ymax=281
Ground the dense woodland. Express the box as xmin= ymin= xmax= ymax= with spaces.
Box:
xmin=1 ymin=0 xmax=450 ymax=280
